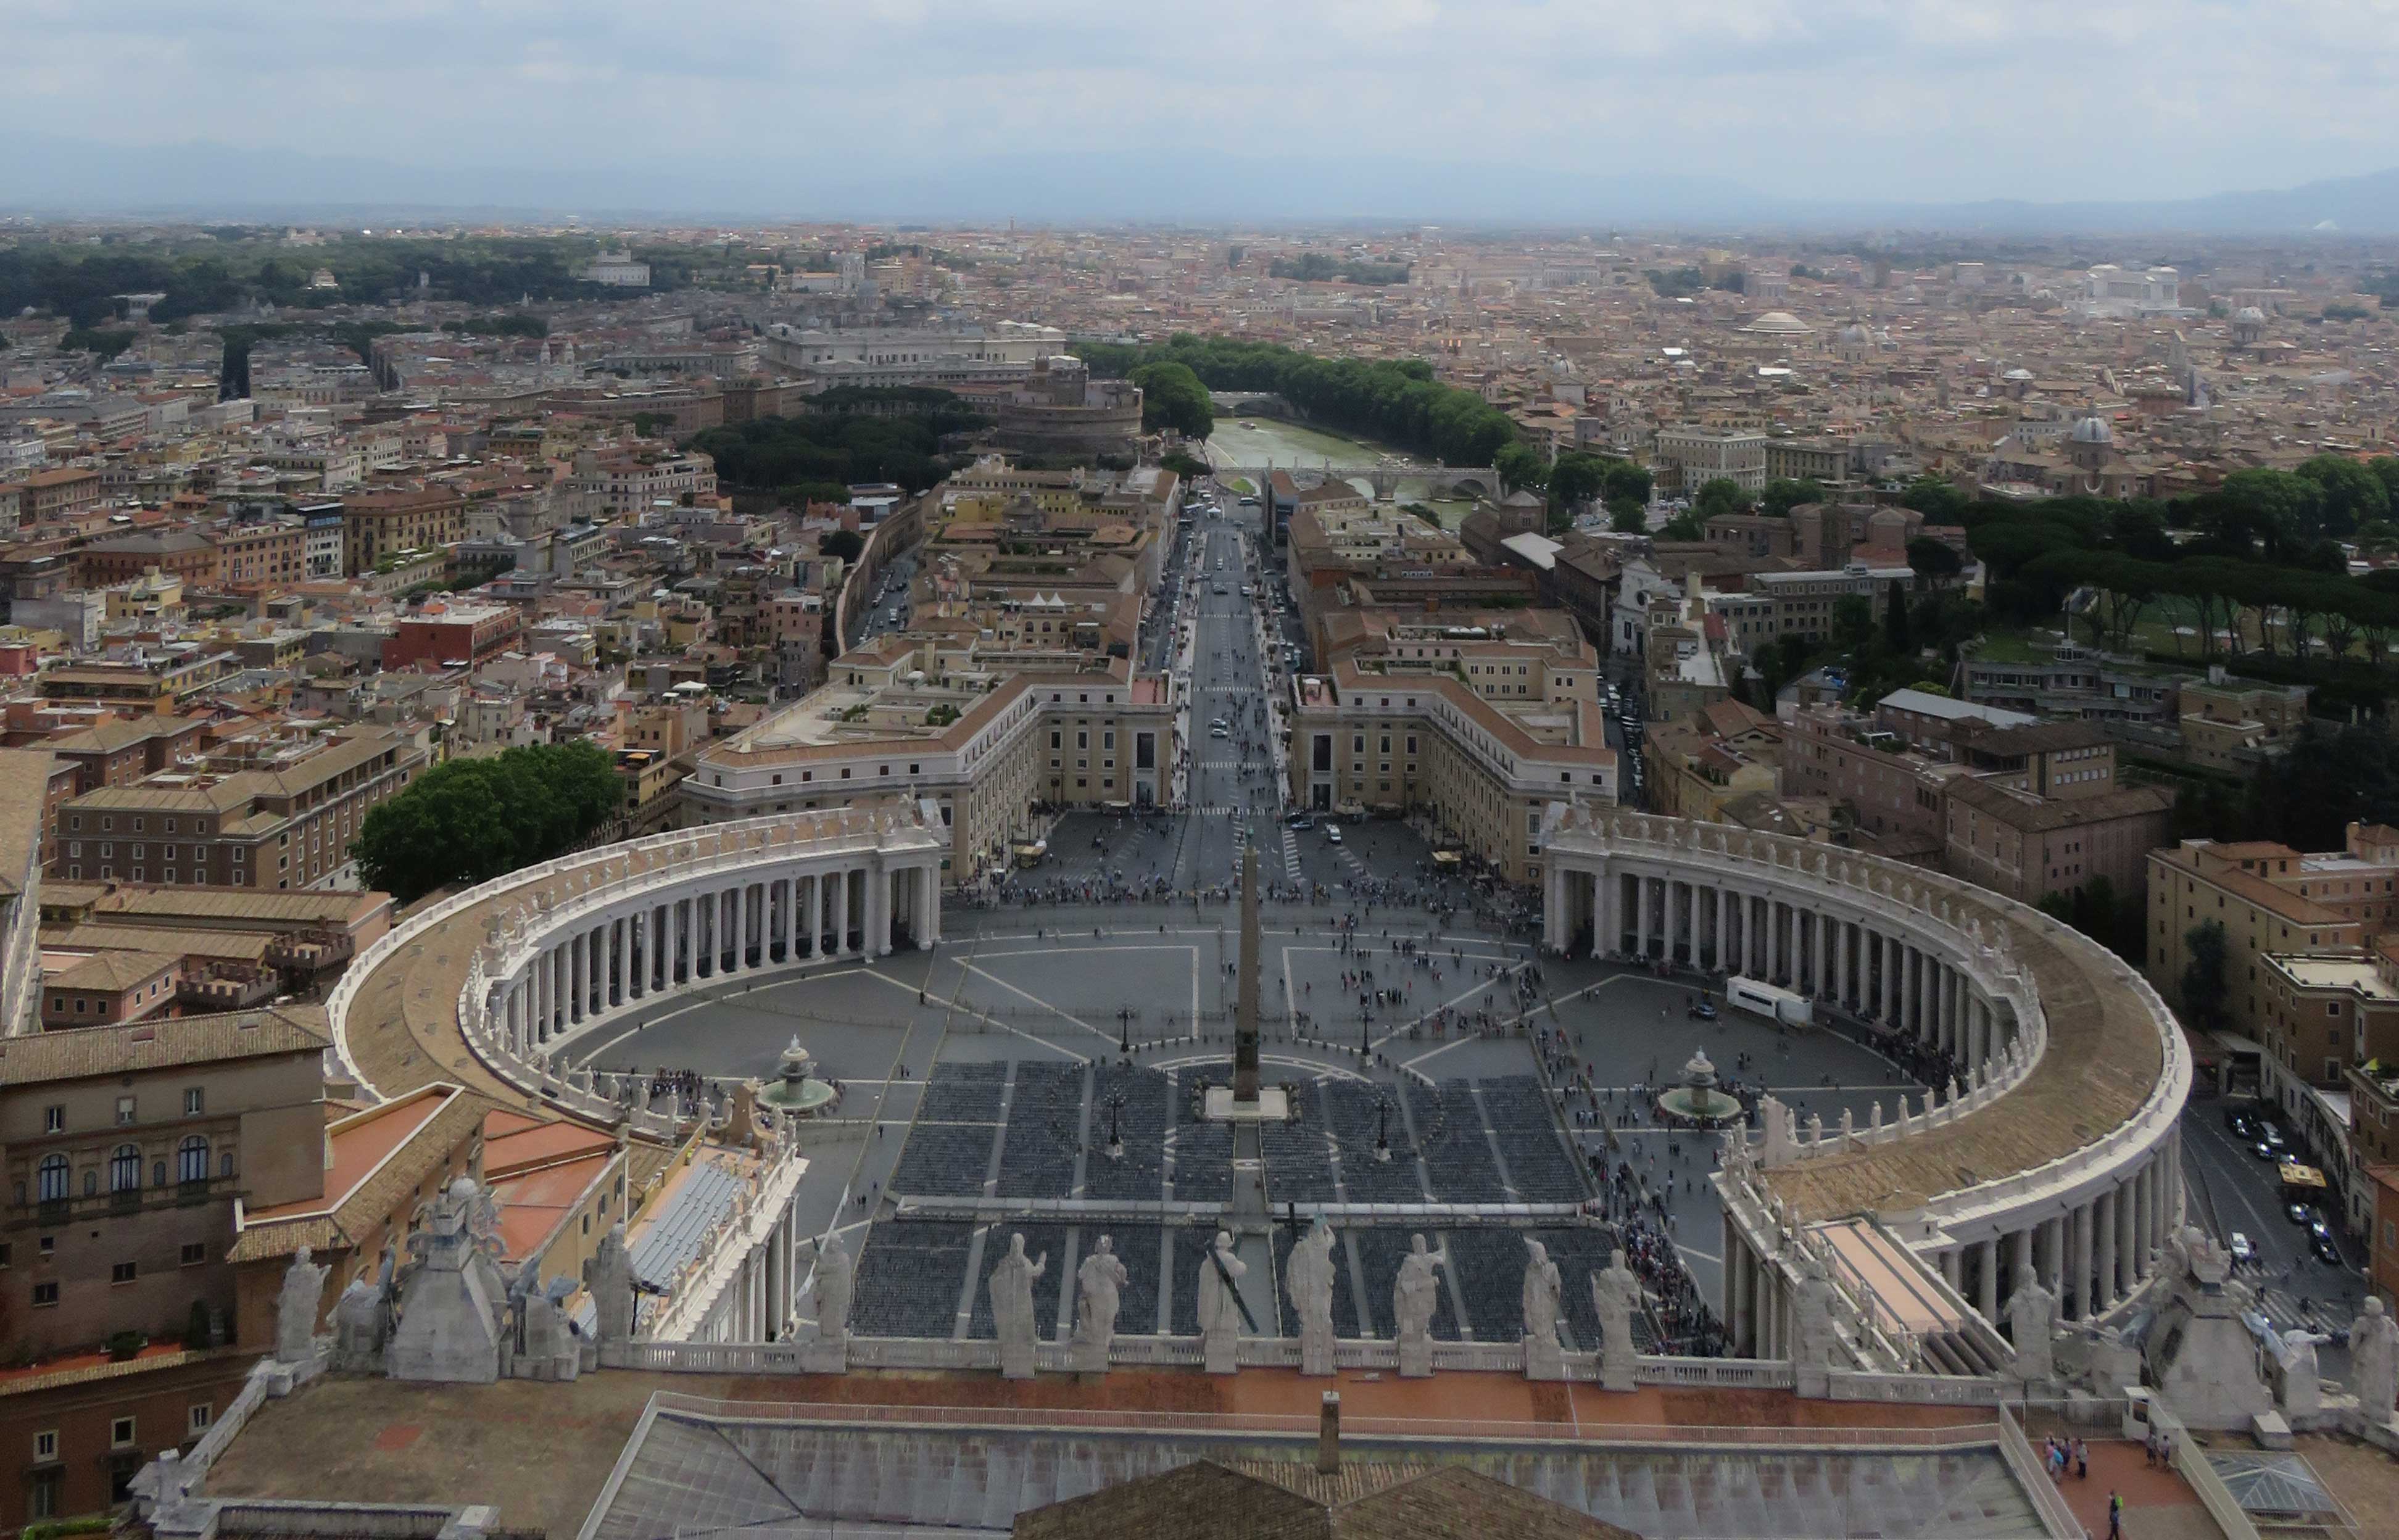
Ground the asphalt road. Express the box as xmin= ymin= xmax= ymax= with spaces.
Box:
xmin=2179 ymin=1094 xmax=2368 ymax=1367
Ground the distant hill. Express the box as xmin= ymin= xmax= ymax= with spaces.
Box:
xmin=6 ymin=133 xmax=2398 ymax=234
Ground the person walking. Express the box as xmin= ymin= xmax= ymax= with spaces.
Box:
xmin=2107 ymin=1489 xmax=2122 ymax=1539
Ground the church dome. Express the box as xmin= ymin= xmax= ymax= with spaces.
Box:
xmin=2069 ymin=415 xmax=2114 ymax=445
xmin=2234 ymin=305 xmax=2267 ymax=323
xmin=1837 ymin=322 xmax=1871 ymax=344
xmin=1742 ymin=310 xmax=1812 ymax=334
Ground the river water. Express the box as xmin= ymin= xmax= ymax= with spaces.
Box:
xmin=1200 ymin=415 xmax=1477 ymax=529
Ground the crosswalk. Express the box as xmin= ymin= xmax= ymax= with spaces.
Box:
xmin=1280 ymin=827 xmax=1302 ymax=881
xmin=2255 ymin=1281 xmax=2348 ymax=1338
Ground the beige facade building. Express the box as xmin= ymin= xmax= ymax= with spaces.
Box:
xmin=1285 ymin=622 xmax=1616 ymax=882
xmin=1652 ymin=425 xmax=1767 ymax=495
xmin=2145 ymin=828 xmax=2399 ymax=1064
xmin=54 ymin=725 xmax=427 ymax=891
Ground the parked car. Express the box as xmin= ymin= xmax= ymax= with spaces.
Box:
xmin=1688 ymin=1001 xmax=1718 ymax=1021
xmin=1324 ymin=826 xmax=1342 ymax=845
xmin=2228 ymin=1232 xmax=2255 ymax=1264
xmin=1287 ymin=814 xmax=1314 ymax=830
xmin=2261 ymin=1125 xmax=2287 ymax=1150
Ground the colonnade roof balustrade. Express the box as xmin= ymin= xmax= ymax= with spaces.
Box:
xmin=325 ymin=799 xmax=945 ymax=1109
xmin=1543 ymin=809 xmax=2183 ymax=1228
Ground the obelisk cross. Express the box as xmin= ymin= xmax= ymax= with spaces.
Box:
xmin=1235 ymin=843 xmax=1262 ymax=1103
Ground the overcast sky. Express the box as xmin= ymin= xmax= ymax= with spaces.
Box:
xmin=7 ymin=0 xmax=2396 ymax=210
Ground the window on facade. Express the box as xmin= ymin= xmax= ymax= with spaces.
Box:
xmin=36 ymin=1154 xmax=67 ymax=1203
xmin=110 ymin=1145 xmax=141 ymax=1193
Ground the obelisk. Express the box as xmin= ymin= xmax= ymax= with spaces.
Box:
xmin=1235 ymin=843 xmax=1262 ymax=1103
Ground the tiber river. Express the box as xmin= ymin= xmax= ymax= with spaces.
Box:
xmin=1200 ymin=415 xmax=1478 ymax=529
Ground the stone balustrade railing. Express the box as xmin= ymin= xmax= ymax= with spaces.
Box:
xmin=600 ymin=1336 xmax=1880 ymax=1395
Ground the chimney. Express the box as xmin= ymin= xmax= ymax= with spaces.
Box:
xmin=1316 ymin=1391 xmax=1341 ymax=1475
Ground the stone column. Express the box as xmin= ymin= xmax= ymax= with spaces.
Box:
xmin=1978 ymin=1236 xmax=1999 ymax=1323
xmin=2070 ymin=1203 xmax=2092 ymax=1319
xmin=729 ymin=882 xmax=746 ymax=975
xmin=918 ymin=861 xmax=940 ymax=946
xmin=806 ymin=873 xmax=822 ymax=957
xmin=1731 ymin=1240 xmax=1751 ymax=1356
xmin=832 ymin=868 xmax=850 ymax=954
xmin=2117 ymin=1174 xmax=2139 ymax=1293
xmin=1633 ymin=872 xmax=1649 ymax=958
xmin=1546 ymin=862 xmax=1568 ymax=951
xmin=1941 ymin=1247 xmax=1962 ymax=1294
xmin=2165 ymin=1128 xmax=2184 ymax=1231
xmin=1715 ymin=885 xmax=1730 ymax=971
xmin=2095 ymin=1190 xmax=2118 ymax=1310
xmin=2044 ymin=1213 xmax=2066 ymax=1301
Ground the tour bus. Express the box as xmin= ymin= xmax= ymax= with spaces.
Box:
xmin=1725 ymin=975 xmax=1813 ymax=1030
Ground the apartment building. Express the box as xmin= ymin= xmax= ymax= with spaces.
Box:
xmin=0 ymin=1006 xmax=328 ymax=1520
xmin=2178 ymin=672 xmax=2312 ymax=777
xmin=9 ymin=466 xmax=104 ymax=523
xmin=44 ymin=714 xmax=209 ymax=795
xmin=1961 ymin=640 xmax=2181 ymax=726
xmin=2145 ymin=828 xmax=2399 ymax=1062
xmin=76 ymin=531 xmax=219 ymax=589
xmin=2257 ymin=943 xmax=2399 ymax=1232
xmin=38 ymin=652 xmax=234 ymax=713
xmin=381 ymin=600 xmax=526 ymax=672
xmin=52 ymin=725 xmax=428 ymax=890
xmin=1642 ymin=700 xmax=1783 ymax=823
xmin=1285 ymin=622 xmax=1617 ymax=883
xmin=1943 ymin=776 xmax=2174 ymax=908
xmin=215 ymin=517 xmax=309 ymax=594
xmin=679 ymin=644 xmax=1172 ymax=882
xmin=1652 ymin=424 xmax=1767 ymax=495
xmin=1763 ymin=438 xmax=1848 ymax=484
xmin=342 ymin=487 xmax=468 ymax=574
xmin=1778 ymin=702 xmax=1963 ymax=854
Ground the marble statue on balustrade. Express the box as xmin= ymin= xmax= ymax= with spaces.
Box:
xmin=1071 ymin=1235 xmax=1128 ymax=1373
xmin=1521 ymin=1237 xmax=1567 ymax=1381
xmin=584 ymin=1223 xmax=636 ymax=1348
xmin=513 ymin=1272 xmax=582 ymax=1381
xmin=331 ymin=1253 xmax=394 ymax=1373
xmin=990 ymin=1232 xmax=1047 ymax=1380
xmin=810 ymin=1233 xmax=853 ymax=1344
xmin=276 ymin=1246 xmax=329 ymax=1365
xmin=1197 ymin=1228 xmax=1246 ymax=1375
xmin=386 ymin=1177 xmax=509 ymax=1384
xmin=1394 ymin=1234 xmax=1444 ymax=1379
xmin=2353 ymin=1298 xmax=2399 ymax=1425
xmin=2277 ymin=1329 xmax=2327 ymax=1418
xmin=2007 ymin=1261 xmax=2060 ymax=1383
xmin=2142 ymin=1223 xmax=2273 ymax=1428
xmin=1289 ymin=1217 xmax=1340 ymax=1376
xmin=1589 ymin=1252 xmax=1643 ymax=1391
xmin=1792 ymin=1256 xmax=1843 ymax=1373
